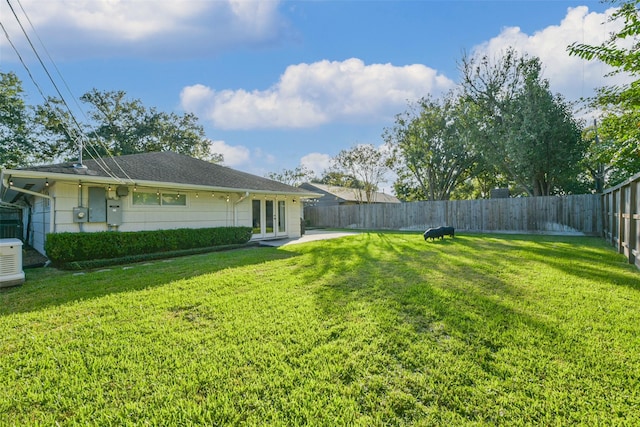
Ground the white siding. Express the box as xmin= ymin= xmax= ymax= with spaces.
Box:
xmin=32 ymin=182 xmax=303 ymax=256
xmin=51 ymin=184 xmax=255 ymax=232
xmin=288 ymin=200 xmax=303 ymax=237
xmin=30 ymin=196 xmax=49 ymax=254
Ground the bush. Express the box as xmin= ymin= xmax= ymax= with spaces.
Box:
xmin=45 ymin=227 xmax=253 ymax=267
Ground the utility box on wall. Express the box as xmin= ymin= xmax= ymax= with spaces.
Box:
xmin=107 ymin=200 xmax=123 ymax=226
xmin=88 ymin=187 xmax=107 ymax=222
xmin=72 ymin=207 xmax=88 ymax=223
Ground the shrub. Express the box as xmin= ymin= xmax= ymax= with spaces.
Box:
xmin=45 ymin=227 xmax=253 ymax=266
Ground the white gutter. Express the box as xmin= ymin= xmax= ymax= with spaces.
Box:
xmin=3 ymin=169 xmax=321 ymax=199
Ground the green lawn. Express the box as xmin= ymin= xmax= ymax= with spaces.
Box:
xmin=1 ymin=233 xmax=639 ymax=425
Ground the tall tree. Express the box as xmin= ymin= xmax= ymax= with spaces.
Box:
xmin=0 ymin=71 xmax=34 ymax=168
xmin=568 ymin=0 xmax=640 ymax=182
xmin=502 ymin=65 xmax=585 ymax=195
xmin=461 ymin=50 xmax=586 ymax=195
xmin=315 ymin=171 xmax=364 ymax=189
xmin=384 ymin=94 xmax=479 ymax=201
xmin=330 ymin=144 xmax=388 ymax=203
xmin=38 ymin=89 xmax=221 ymax=162
xmin=265 ymin=165 xmax=315 ymax=186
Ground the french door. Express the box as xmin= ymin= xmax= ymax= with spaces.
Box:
xmin=252 ymin=199 xmax=286 ymax=238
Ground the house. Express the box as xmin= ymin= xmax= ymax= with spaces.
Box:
xmin=299 ymin=182 xmax=400 ymax=208
xmin=0 ymin=151 xmax=320 ymax=256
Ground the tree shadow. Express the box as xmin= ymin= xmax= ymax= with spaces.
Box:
xmin=0 ymin=247 xmax=299 ymax=316
xmin=289 ymin=232 xmax=636 ymax=421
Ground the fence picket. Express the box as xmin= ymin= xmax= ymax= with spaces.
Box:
xmin=603 ymin=172 xmax=640 ymax=269
xmin=305 ymin=194 xmax=602 ymax=236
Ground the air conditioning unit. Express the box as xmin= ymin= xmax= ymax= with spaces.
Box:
xmin=0 ymin=238 xmax=25 ymax=288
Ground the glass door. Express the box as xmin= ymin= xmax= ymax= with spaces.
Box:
xmin=252 ymin=200 xmax=261 ymax=236
xmin=265 ymin=200 xmax=275 ymax=238
xmin=252 ymin=199 xmax=285 ymax=238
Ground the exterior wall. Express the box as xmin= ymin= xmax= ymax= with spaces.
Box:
xmin=287 ymin=199 xmax=303 ymax=237
xmin=52 ymin=184 xmax=254 ymax=233
xmin=30 ymin=196 xmax=50 ymax=254
xmin=29 ymin=182 xmax=303 ymax=256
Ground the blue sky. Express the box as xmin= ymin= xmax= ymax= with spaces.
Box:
xmin=0 ymin=0 xmax=624 ymax=191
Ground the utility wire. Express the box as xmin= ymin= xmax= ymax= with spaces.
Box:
xmin=13 ymin=0 xmax=124 ymax=173
xmin=1 ymin=2 xmax=121 ymax=182
xmin=5 ymin=0 xmax=121 ymax=181
xmin=4 ymin=0 xmax=135 ymax=184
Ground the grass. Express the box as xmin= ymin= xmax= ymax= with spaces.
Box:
xmin=1 ymin=232 xmax=639 ymax=425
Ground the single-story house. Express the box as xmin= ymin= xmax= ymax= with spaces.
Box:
xmin=299 ymin=182 xmax=400 ymax=207
xmin=0 ymin=151 xmax=320 ymax=257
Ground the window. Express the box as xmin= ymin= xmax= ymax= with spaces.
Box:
xmin=133 ymin=192 xmax=186 ymax=206
xmin=161 ymin=193 xmax=186 ymax=206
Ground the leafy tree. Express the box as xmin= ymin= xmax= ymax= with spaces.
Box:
xmin=0 ymin=71 xmax=35 ymax=168
xmin=502 ymin=63 xmax=586 ymax=195
xmin=314 ymin=171 xmax=364 ymax=189
xmin=461 ymin=50 xmax=586 ymax=195
xmin=384 ymin=94 xmax=479 ymax=201
xmin=33 ymin=96 xmax=86 ymax=162
xmin=330 ymin=144 xmax=389 ymax=203
xmin=38 ymin=89 xmax=221 ymax=162
xmin=568 ymin=0 xmax=640 ymax=182
xmin=265 ymin=165 xmax=315 ymax=186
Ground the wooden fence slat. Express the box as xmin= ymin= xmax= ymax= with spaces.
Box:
xmin=305 ymin=194 xmax=602 ymax=235
xmin=305 ymin=185 xmax=639 ymax=270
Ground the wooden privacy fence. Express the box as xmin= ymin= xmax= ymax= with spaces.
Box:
xmin=305 ymin=194 xmax=603 ymax=236
xmin=603 ymin=172 xmax=640 ymax=269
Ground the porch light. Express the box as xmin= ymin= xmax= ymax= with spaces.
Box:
xmin=78 ymin=181 xmax=82 ymax=188
xmin=195 ymin=192 xmax=199 ymax=198
xmin=9 ymin=179 xmax=13 ymax=187
xmin=45 ymin=179 xmax=49 ymax=187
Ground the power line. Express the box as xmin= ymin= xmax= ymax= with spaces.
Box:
xmin=1 ymin=1 xmax=121 ymax=181
xmin=7 ymin=0 xmax=124 ymax=180
xmin=14 ymin=0 xmax=136 ymax=183
xmin=3 ymin=0 xmax=135 ymax=184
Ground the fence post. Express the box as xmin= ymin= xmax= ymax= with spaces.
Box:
xmin=618 ymin=187 xmax=625 ymax=254
xmin=628 ymin=179 xmax=638 ymax=265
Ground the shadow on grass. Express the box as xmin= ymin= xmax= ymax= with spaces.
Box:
xmin=291 ymin=232 xmax=639 ymax=421
xmin=524 ymin=240 xmax=640 ymax=291
xmin=0 ymin=247 xmax=299 ymax=316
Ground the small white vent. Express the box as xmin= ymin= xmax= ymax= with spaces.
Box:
xmin=0 ymin=239 xmax=25 ymax=288
xmin=0 ymin=253 xmax=18 ymax=275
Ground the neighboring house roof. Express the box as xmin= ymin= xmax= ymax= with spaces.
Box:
xmin=1 ymin=152 xmax=319 ymax=201
xmin=300 ymin=182 xmax=401 ymax=204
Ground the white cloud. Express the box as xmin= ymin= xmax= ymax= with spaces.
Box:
xmin=209 ymin=140 xmax=251 ymax=167
xmin=0 ymin=0 xmax=288 ymax=58
xmin=300 ymin=152 xmax=332 ymax=177
xmin=472 ymin=6 xmax=631 ymax=101
xmin=180 ymin=58 xmax=456 ymax=130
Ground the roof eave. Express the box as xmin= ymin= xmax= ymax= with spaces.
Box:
xmin=1 ymin=169 xmax=322 ymax=198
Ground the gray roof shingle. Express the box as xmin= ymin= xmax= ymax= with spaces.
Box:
xmin=18 ymin=151 xmax=313 ymax=195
